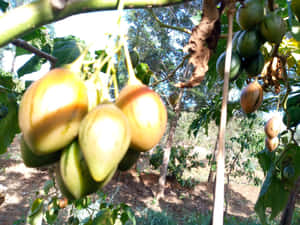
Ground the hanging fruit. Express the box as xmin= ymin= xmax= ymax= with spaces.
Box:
xmin=260 ymin=12 xmax=287 ymax=44
xmin=216 ymin=51 xmax=242 ymax=80
xmin=18 ymin=68 xmax=88 ymax=155
xmin=236 ymin=0 xmax=264 ymax=30
xmin=116 ymin=84 xmax=167 ymax=152
xmin=264 ymin=115 xmax=282 ymax=139
xmin=240 ymin=81 xmax=263 ymax=113
xmin=265 ymin=136 xmax=279 ymax=152
xmin=79 ymin=103 xmax=131 ymax=181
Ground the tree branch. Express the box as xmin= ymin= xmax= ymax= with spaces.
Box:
xmin=151 ymin=54 xmax=190 ymax=87
xmin=0 ymin=0 xmax=191 ymax=48
xmin=148 ymin=8 xmax=192 ymax=34
xmin=12 ymin=39 xmax=57 ymax=68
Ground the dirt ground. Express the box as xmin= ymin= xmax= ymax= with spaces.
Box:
xmin=0 ymin=135 xmax=260 ymax=225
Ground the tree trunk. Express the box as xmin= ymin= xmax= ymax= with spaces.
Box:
xmin=279 ymin=176 xmax=300 ymax=225
xmin=157 ymin=89 xmax=183 ymax=199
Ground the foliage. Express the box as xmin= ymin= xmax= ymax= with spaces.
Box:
xmin=255 ymin=144 xmax=300 ymax=224
xmin=0 ymin=0 xmax=8 ymax=12
xmin=16 ymin=178 xmax=136 ymax=225
xmin=226 ymin=115 xmax=265 ymax=185
xmin=0 ymin=71 xmax=19 ymax=154
xmin=150 ymin=145 xmax=204 ymax=188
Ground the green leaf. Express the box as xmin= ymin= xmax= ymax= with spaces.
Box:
xmin=278 ymin=144 xmax=300 ymax=189
xmin=255 ymin=166 xmax=290 ymax=225
xmin=0 ymin=0 xmax=8 ymax=12
xmin=28 ymin=198 xmax=44 ymax=225
xmin=0 ymin=75 xmax=16 ymax=90
xmin=16 ymin=27 xmax=52 ymax=56
xmin=43 ymin=180 xmax=54 ymax=195
xmin=94 ymin=50 xmax=108 ymax=72
xmin=45 ymin=207 xmax=59 ymax=224
xmin=17 ymin=55 xmax=45 ymax=77
xmin=255 ymin=144 xmax=300 ymax=224
xmin=52 ymin=36 xmax=85 ymax=68
xmin=123 ymin=205 xmax=136 ymax=225
xmin=92 ymin=209 xmax=114 ymax=225
xmin=257 ymin=148 xmax=275 ymax=175
xmin=135 ymin=63 xmax=153 ymax=85
xmin=0 ymin=89 xmax=19 ymax=154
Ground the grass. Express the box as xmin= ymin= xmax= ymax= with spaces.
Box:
xmin=135 ymin=207 xmax=300 ymax=225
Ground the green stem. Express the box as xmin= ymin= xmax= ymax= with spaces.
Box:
xmin=0 ymin=0 xmax=190 ymax=48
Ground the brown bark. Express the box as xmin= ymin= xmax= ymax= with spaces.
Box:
xmin=175 ymin=0 xmax=222 ymax=88
xmin=279 ymin=176 xmax=300 ymax=225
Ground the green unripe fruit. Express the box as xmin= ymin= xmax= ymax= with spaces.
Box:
xmin=20 ymin=136 xmax=61 ymax=168
xmin=118 ymin=148 xmax=140 ymax=171
xmin=237 ymin=30 xmax=262 ymax=58
xmin=243 ymin=51 xmax=265 ymax=77
xmin=232 ymin=31 xmax=243 ymax=51
xmin=260 ymin=12 xmax=287 ymax=44
xmin=283 ymin=106 xmax=300 ymax=128
xmin=59 ymin=141 xmax=101 ymax=199
xmin=236 ymin=0 xmax=264 ymax=30
xmin=216 ymin=51 xmax=241 ymax=80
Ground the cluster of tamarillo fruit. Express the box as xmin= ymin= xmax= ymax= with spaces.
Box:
xmin=18 ymin=66 xmax=167 ymax=200
xmin=216 ymin=0 xmax=287 ymax=114
xmin=264 ymin=115 xmax=282 ymax=152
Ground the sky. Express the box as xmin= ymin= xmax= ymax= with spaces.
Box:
xmin=3 ymin=10 xmax=129 ymax=80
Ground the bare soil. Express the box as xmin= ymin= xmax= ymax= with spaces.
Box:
xmin=0 ymin=136 xmax=260 ymax=225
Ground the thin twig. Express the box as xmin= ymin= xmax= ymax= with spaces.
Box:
xmin=11 ymin=39 xmax=57 ymax=68
xmin=151 ymin=54 xmax=190 ymax=87
xmin=148 ymin=8 xmax=192 ymax=34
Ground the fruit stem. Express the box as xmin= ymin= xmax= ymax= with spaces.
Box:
xmin=98 ymin=73 xmax=111 ymax=103
xmin=111 ymin=62 xmax=119 ymax=99
xmin=122 ymin=37 xmax=142 ymax=86
xmin=64 ymin=45 xmax=90 ymax=76
xmin=116 ymin=0 xmax=142 ymax=86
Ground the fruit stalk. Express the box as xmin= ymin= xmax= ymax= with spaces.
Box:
xmin=212 ymin=3 xmax=235 ymax=225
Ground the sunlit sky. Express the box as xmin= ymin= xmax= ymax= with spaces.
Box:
xmin=3 ymin=10 xmax=129 ymax=80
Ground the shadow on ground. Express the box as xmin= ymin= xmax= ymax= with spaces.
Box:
xmin=0 ymin=137 xmax=260 ymax=224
